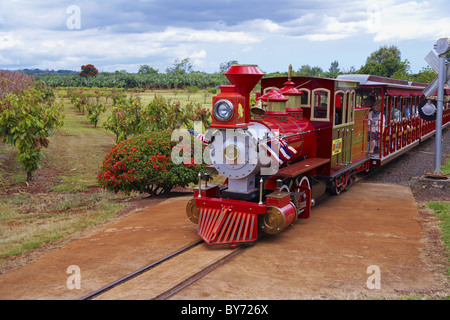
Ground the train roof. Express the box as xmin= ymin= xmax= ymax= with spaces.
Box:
xmin=336 ymin=74 xmax=427 ymax=89
xmin=338 ymin=74 xmax=450 ymax=96
xmin=336 ymin=74 xmax=441 ymax=96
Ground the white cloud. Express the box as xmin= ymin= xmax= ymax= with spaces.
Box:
xmin=0 ymin=0 xmax=449 ymax=73
xmin=237 ymin=19 xmax=285 ymax=34
xmin=0 ymin=25 xmax=260 ymax=71
xmin=365 ymin=0 xmax=450 ymax=41
xmin=266 ymin=1 xmax=449 ymax=43
xmin=0 ymin=33 xmax=22 ymax=49
xmin=190 ymin=49 xmax=207 ymax=59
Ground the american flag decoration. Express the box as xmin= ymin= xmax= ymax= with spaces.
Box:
xmin=260 ymin=135 xmax=297 ymax=165
xmin=188 ymin=129 xmax=209 ymax=146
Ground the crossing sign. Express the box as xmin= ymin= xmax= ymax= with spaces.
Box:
xmin=434 ymin=37 xmax=450 ymax=55
xmin=422 ymin=49 xmax=450 ymax=96
xmin=422 ymin=37 xmax=450 ymax=175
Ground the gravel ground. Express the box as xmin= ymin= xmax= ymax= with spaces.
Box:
xmin=364 ymin=127 xmax=449 ymax=203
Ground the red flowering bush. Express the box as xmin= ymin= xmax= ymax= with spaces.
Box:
xmin=98 ymin=130 xmax=207 ymax=196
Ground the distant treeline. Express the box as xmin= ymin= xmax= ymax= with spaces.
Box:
xmin=29 ymin=71 xmax=230 ymax=89
xmin=19 ymin=69 xmax=78 ymax=75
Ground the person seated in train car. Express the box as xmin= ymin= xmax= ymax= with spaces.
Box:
xmin=389 ymin=101 xmax=401 ymax=123
xmin=400 ymin=103 xmax=413 ymax=131
xmin=402 ymin=104 xmax=411 ymax=119
xmin=368 ymin=100 xmax=384 ymax=154
xmin=409 ymin=104 xmax=419 ymax=117
xmin=361 ymin=96 xmax=376 ymax=110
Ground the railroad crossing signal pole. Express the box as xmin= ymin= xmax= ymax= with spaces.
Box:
xmin=423 ymin=37 xmax=450 ymax=175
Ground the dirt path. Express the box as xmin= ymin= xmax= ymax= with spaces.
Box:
xmin=0 ymin=182 xmax=447 ymax=300
xmin=171 ymin=183 xmax=448 ymax=299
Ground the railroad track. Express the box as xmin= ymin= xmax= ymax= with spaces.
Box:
xmin=80 ymin=239 xmax=249 ymax=300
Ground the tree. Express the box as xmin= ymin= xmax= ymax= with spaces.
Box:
xmin=367 ymin=45 xmax=401 ymax=64
xmin=409 ymin=66 xmax=437 ymax=83
xmin=390 ymin=59 xmax=412 ymax=80
xmin=296 ymin=65 xmax=324 ymax=77
xmin=166 ymin=58 xmax=193 ymax=74
xmin=0 ymin=82 xmax=64 ymax=180
xmin=357 ymin=45 xmax=405 ymax=78
xmin=219 ymin=60 xmax=239 ymax=73
xmin=326 ymin=60 xmax=341 ymax=78
xmin=138 ymin=65 xmax=159 ymax=75
xmin=79 ymin=64 xmax=98 ymax=77
xmin=185 ymin=86 xmax=198 ymax=101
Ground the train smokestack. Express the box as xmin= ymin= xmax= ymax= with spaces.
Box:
xmin=225 ymin=64 xmax=264 ymax=112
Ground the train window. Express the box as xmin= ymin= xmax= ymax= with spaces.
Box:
xmin=347 ymin=90 xmax=355 ymax=124
xmin=334 ymin=91 xmax=345 ymax=126
xmin=311 ymin=89 xmax=330 ymax=121
xmin=298 ymin=88 xmax=310 ymax=107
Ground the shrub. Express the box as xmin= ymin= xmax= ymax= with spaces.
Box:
xmin=98 ymin=130 xmax=207 ymax=196
xmin=86 ymin=101 xmax=106 ymax=127
xmin=103 ymin=95 xmax=142 ymax=142
xmin=0 ymin=81 xmax=64 ymax=180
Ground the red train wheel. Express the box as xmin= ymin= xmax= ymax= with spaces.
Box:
xmin=290 ymin=176 xmax=310 ymax=192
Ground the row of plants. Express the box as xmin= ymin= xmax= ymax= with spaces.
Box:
xmin=65 ymin=88 xmax=212 ymax=141
xmin=35 ymin=71 xmax=229 ymax=89
xmin=62 ymin=87 xmax=212 ymax=196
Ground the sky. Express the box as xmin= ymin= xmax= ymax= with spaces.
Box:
xmin=0 ymin=0 xmax=449 ymax=74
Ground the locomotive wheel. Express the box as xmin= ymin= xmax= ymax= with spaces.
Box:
xmin=290 ymin=176 xmax=310 ymax=192
xmin=330 ymin=171 xmax=354 ymax=195
xmin=330 ymin=180 xmax=342 ymax=195
xmin=345 ymin=170 xmax=357 ymax=191
xmin=330 ymin=175 xmax=345 ymax=195
xmin=290 ymin=176 xmax=311 ymax=207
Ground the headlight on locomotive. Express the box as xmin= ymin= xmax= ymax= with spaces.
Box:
xmin=213 ymin=99 xmax=234 ymax=122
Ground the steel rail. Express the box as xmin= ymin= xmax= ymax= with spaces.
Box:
xmin=79 ymin=239 xmax=204 ymax=300
xmin=152 ymin=246 xmax=249 ymax=300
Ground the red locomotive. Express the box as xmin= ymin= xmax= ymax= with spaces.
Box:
xmin=186 ymin=64 xmax=450 ymax=246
